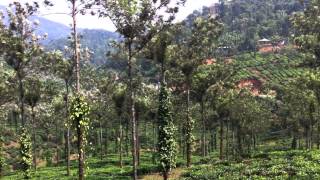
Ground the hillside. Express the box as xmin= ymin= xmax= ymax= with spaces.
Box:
xmin=47 ymin=29 xmax=119 ymax=65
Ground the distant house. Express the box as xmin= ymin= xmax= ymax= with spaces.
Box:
xmin=258 ymin=38 xmax=286 ymax=53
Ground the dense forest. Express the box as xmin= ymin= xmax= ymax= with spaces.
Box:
xmin=0 ymin=0 xmax=320 ymax=179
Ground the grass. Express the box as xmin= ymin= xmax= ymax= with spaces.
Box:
xmin=3 ymin=153 xmax=157 ymax=180
xmin=4 ymin=148 xmax=320 ymax=180
xmin=2 ymin=152 xmax=202 ymax=180
xmin=181 ymin=150 xmax=320 ymax=180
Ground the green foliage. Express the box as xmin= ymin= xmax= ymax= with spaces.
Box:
xmin=232 ymin=52 xmax=305 ymax=84
xmin=182 ymin=150 xmax=320 ymax=180
xmin=158 ymin=83 xmax=177 ymax=176
xmin=292 ymin=0 xmax=320 ymax=66
xmin=70 ymin=94 xmax=91 ymax=137
xmin=69 ymin=94 xmax=91 ymax=174
xmin=19 ymin=128 xmax=33 ymax=179
xmin=0 ymin=135 xmax=5 ymax=177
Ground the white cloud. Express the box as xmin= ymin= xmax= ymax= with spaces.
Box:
xmin=0 ymin=0 xmax=218 ymax=31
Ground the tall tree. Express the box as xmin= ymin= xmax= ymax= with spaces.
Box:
xmin=25 ymin=77 xmax=41 ymax=170
xmin=94 ymin=0 xmax=185 ymax=178
xmin=292 ymin=0 xmax=320 ymax=67
xmin=47 ymin=49 xmax=74 ymax=176
xmin=168 ymin=16 xmax=223 ymax=166
xmin=0 ymin=2 xmax=43 ymax=126
xmin=112 ymin=86 xmax=126 ymax=168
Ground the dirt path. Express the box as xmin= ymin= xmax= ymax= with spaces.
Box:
xmin=142 ymin=168 xmax=185 ymax=180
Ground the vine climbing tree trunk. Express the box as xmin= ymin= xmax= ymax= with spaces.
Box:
xmin=71 ymin=0 xmax=84 ymax=179
xmin=186 ymin=80 xmax=192 ymax=167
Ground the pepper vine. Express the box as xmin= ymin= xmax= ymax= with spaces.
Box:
xmin=158 ymin=83 xmax=177 ymax=180
xmin=69 ymin=94 xmax=90 ymax=177
xmin=19 ymin=127 xmax=32 ymax=179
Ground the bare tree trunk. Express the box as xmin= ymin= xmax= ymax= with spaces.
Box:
xmin=163 ymin=171 xmax=169 ymax=180
xmin=292 ymin=133 xmax=297 ymax=149
xmin=64 ymin=81 xmax=70 ymax=176
xmin=232 ymin=125 xmax=235 ymax=157
xmin=152 ymin=120 xmax=156 ymax=164
xmin=128 ymin=42 xmax=138 ymax=180
xmin=237 ymin=125 xmax=242 ymax=158
xmin=105 ymin=126 xmax=108 ymax=157
xmin=126 ymin=120 xmax=129 ymax=157
xmin=119 ymin=116 xmax=123 ymax=168
xmin=219 ymin=119 xmax=224 ymax=160
xmin=318 ymin=120 xmax=320 ymax=149
xmin=31 ymin=107 xmax=37 ymax=170
xmin=186 ymin=83 xmax=192 ymax=167
xmin=136 ymin=112 xmax=140 ymax=166
xmin=100 ymin=121 xmax=103 ymax=160
xmin=226 ymin=122 xmax=229 ymax=160
xmin=201 ymin=99 xmax=206 ymax=157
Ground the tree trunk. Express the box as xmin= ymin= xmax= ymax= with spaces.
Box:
xmin=100 ymin=121 xmax=103 ymax=160
xmin=186 ymin=83 xmax=192 ymax=167
xmin=232 ymin=125 xmax=235 ymax=157
xmin=225 ymin=122 xmax=229 ymax=160
xmin=105 ymin=126 xmax=108 ymax=157
xmin=128 ymin=42 xmax=138 ymax=180
xmin=64 ymin=81 xmax=70 ymax=176
xmin=201 ymin=99 xmax=206 ymax=157
xmin=163 ymin=171 xmax=169 ymax=180
xmin=152 ymin=120 xmax=156 ymax=164
xmin=17 ymin=71 xmax=25 ymax=126
xmin=219 ymin=119 xmax=224 ymax=160
xmin=126 ymin=120 xmax=129 ymax=157
xmin=136 ymin=112 xmax=140 ymax=166
xmin=56 ymin=122 xmax=60 ymax=166
xmin=305 ymin=127 xmax=309 ymax=150
xmin=31 ymin=107 xmax=37 ymax=170
xmin=119 ymin=116 xmax=123 ymax=168
xmin=77 ymin=121 xmax=85 ymax=180
xmin=291 ymin=133 xmax=297 ymax=150
xmin=71 ymin=0 xmax=84 ymax=179
xmin=318 ymin=119 xmax=320 ymax=149
xmin=237 ymin=125 xmax=242 ymax=158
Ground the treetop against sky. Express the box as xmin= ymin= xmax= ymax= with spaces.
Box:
xmin=0 ymin=0 xmax=217 ymax=31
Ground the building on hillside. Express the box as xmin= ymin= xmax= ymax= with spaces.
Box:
xmin=258 ymin=38 xmax=286 ymax=53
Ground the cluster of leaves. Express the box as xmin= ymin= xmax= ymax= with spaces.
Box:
xmin=182 ymin=150 xmax=320 ymax=180
xmin=69 ymin=94 xmax=91 ymax=172
xmin=19 ymin=127 xmax=33 ymax=179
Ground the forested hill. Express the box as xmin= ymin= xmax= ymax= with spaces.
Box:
xmin=0 ymin=5 xmax=118 ymax=65
xmin=0 ymin=5 xmax=70 ymax=40
xmin=186 ymin=0 xmax=304 ymax=53
xmin=47 ymin=29 xmax=119 ymax=65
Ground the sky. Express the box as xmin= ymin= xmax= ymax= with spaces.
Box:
xmin=0 ymin=0 xmax=218 ymax=31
